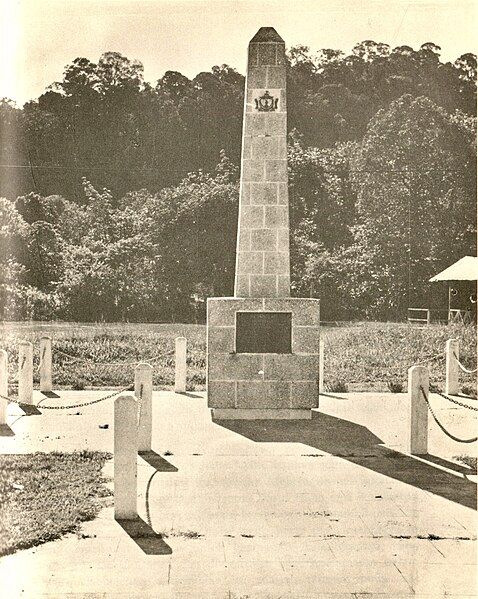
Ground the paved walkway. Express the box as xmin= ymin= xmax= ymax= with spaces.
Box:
xmin=0 ymin=390 xmax=476 ymax=598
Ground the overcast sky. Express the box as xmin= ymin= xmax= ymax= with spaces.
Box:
xmin=1 ymin=0 xmax=477 ymax=105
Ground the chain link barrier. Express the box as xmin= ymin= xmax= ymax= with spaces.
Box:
xmin=414 ymin=351 xmax=445 ymax=367
xmin=420 ymin=386 xmax=478 ymax=444
xmin=2 ymin=346 xmax=174 ymax=415
xmin=53 ymin=347 xmax=174 ymax=366
xmin=453 ymin=352 xmax=478 ymax=375
xmin=0 ymin=385 xmax=134 ymax=411
xmin=434 ymin=391 xmax=478 ymax=412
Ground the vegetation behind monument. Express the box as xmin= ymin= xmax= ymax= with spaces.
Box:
xmin=0 ymin=42 xmax=476 ymax=321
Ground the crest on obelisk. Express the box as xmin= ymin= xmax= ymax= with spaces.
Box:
xmin=254 ymin=90 xmax=279 ymax=112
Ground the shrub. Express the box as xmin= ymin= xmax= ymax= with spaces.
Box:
xmin=326 ymin=379 xmax=348 ymax=393
xmin=387 ymin=379 xmax=404 ymax=393
xmin=461 ymin=384 xmax=477 ymax=399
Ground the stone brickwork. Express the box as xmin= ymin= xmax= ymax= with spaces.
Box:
xmin=207 ymin=28 xmax=320 ymax=420
xmin=207 ymin=297 xmax=320 ymax=419
xmin=235 ymin=27 xmax=290 ymax=298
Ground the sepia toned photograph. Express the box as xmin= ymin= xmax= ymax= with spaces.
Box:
xmin=0 ymin=0 xmax=476 ymax=596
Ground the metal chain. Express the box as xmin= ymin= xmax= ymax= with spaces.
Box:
xmin=414 ymin=351 xmax=445 ymax=367
xmin=0 ymin=385 xmax=134 ymax=410
xmin=420 ymin=386 xmax=478 ymax=444
xmin=453 ymin=352 xmax=478 ymax=374
xmin=54 ymin=347 xmax=174 ymax=366
xmin=0 ymin=394 xmax=27 ymax=407
xmin=434 ymin=391 xmax=478 ymax=411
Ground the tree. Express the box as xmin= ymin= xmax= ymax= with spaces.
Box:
xmin=347 ymin=94 xmax=476 ymax=317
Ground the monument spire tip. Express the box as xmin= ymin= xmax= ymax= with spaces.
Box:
xmin=250 ymin=27 xmax=284 ymax=43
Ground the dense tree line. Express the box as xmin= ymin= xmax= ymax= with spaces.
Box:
xmin=1 ymin=41 xmax=475 ymax=200
xmin=0 ymin=41 xmax=476 ymax=321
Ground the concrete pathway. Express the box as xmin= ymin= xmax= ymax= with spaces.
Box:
xmin=0 ymin=390 xmax=476 ymax=598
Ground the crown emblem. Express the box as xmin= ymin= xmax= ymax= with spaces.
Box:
xmin=255 ymin=90 xmax=278 ymax=112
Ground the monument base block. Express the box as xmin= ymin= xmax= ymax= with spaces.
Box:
xmin=212 ymin=408 xmax=312 ymax=420
xmin=207 ymin=297 xmax=320 ymax=420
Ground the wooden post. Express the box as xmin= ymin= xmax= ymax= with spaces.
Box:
xmin=0 ymin=350 xmax=7 ymax=424
xmin=407 ymin=365 xmax=429 ymax=455
xmin=114 ymin=394 xmax=138 ymax=520
xmin=174 ymin=337 xmax=187 ymax=393
xmin=445 ymin=338 xmax=459 ymax=395
xmin=319 ymin=339 xmax=325 ymax=393
xmin=135 ymin=363 xmax=153 ymax=453
xmin=18 ymin=341 xmax=33 ymax=405
xmin=40 ymin=336 xmax=52 ymax=393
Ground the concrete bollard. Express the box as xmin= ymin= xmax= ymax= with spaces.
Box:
xmin=319 ymin=339 xmax=325 ymax=394
xmin=407 ymin=365 xmax=429 ymax=455
xmin=40 ymin=336 xmax=53 ymax=393
xmin=445 ymin=338 xmax=460 ymax=396
xmin=135 ymin=362 xmax=153 ymax=452
xmin=174 ymin=337 xmax=187 ymax=393
xmin=114 ymin=394 xmax=138 ymax=520
xmin=18 ymin=341 xmax=33 ymax=405
xmin=0 ymin=350 xmax=7 ymax=424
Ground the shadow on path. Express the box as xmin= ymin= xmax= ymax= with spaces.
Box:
xmin=0 ymin=423 xmax=14 ymax=436
xmin=214 ymin=411 xmax=477 ymax=510
xmin=419 ymin=453 xmax=477 ymax=475
xmin=41 ymin=391 xmax=61 ymax=399
xmin=116 ymin=517 xmax=172 ymax=555
xmin=176 ymin=392 xmax=203 ymax=399
xmin=19 ymin=404 xmax=42 ymax=416
xmin=319 ymin=392 xmax=350 ymax=401
xmin=139 ymin=450 xmax=178 ymax=472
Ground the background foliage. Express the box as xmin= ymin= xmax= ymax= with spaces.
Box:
xmin=0 ymin=42 xmax=476 ymax=321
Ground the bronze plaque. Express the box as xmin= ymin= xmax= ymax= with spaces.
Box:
xmin=236 ymin=312 xmax=292 ymax=354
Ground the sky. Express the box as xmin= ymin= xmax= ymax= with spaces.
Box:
xmin=1 ymin=0 xmax=477 ymax=105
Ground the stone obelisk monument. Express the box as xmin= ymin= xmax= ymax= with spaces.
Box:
xmin=207 ymin=27 xmax=320 ymax=419
xmin=234 ymin=26 xmax=290 ymax=298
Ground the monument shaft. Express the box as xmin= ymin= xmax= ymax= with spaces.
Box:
xmin=207 ymin=28 xmax=320 ymax=420
xmin=235 ymin=27 xmax=290 ymax=298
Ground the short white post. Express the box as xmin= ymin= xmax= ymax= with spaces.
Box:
xmin=114 ymin=394 xmax=138 ymax=520
xmin=445 ymin=338 xmax=460 ymax=395
xmin=0 ymin=350 xmax=8 ymax=424
xmin=135 ymin=363 xmax=153 ymax=452
xmin=407 ymin=365 xmax=429 ymax=455
xmin=40 ymin=336 xmax=52 ymax=393
xmin=174 ymin=336 xmax=187 ymax=393
xmin=319 ymin=339 xmax=325 ymax=393
xmin=18 ymin=341 xmax=33 ymax=405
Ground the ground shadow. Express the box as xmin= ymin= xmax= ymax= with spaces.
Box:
xmin=319 ymin=392 xmax=350 ymax=401
xmin=214 ymin=412 xmax=477 ymax=510
xmin=19 ymin=403 xmax=42 ymax=416
xmin=176 ymin=392 xmax=202 ymax=399
xmin=419 ymin=453 xmax=477 ymax=475
xmin=116 ymin=517 xmax=172 ymax=555
xmin=0 ymin=423 xmax=14 ymax=436
xmin=139 ymin=450 xmax=178 ymax=472
xmin=456 ymin=393 xmax=477 ymax=401
xmin=41 ymin=391 xmax=61 ymax=399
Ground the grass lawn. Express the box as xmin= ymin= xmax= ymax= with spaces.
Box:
xmin=0 ymin=320 xmax=476 ymax=394
xmin=0 ymin=451 xmax=112 ymax=556
xmin=322 ymin=321 xmax=477 ymax=394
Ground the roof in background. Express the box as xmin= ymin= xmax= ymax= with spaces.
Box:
xmin=429 ymin=256 xmax=478 ymax=282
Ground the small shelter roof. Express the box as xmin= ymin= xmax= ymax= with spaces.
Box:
xmin=429 ymin=256 xmax=478 ymax=282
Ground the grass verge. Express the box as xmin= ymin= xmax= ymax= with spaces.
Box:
xmin=0 ymin=451 xmax=112 ymax=557
xmin=0 ymin=321 xmax=476 ymax=393
xmin=322 ymin=322 xmax=476 ymax=394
